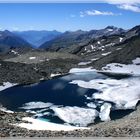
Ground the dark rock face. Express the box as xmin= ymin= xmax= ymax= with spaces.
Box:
xmin=0 ymin=58 xmax=80 ymax=85
xmin=89 ymin=34 xmax=140 ymax=69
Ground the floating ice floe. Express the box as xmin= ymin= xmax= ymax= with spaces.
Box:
xmin=52 ymin=106 xmax=99 ymax=127
xmin=15 ymin=117 xmax=89 ymax=131
xmin=19 ymin=102 xmax=53 ymax=109
xmin=99 ymin=103 xmax=111 ymax=121
xmin=87 ymin=102 xmax=97 ymax=108
xmin=0 ymin=82 xmax=17 ymax=92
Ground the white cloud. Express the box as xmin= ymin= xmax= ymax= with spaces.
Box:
xmin=103 ymin=0 xmax=140 ymax=4
xmin=80 ymin=10 xmax=121 ymax=17
xmin=117 ymin=4 xmax=140 ymax=12
xmin=103 ymin=0 xmax=140 ymax=13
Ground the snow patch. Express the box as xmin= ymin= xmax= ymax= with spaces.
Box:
xmin=102 ymin=52 xmax=111 ymax=56
xmin=105 ymin=43 xmax=115 ymax=47
xmin=132 ymin=57 xmax=140 ymax=65
xmin=102 ymin=63 xmax=140 ymax=75
xmin=0 ymin=107 xmax=14 ymax=113
xmin=29 ymin=57 xmax=36 ymax=60
xmin=52 ymin=106 xmax=98 ymax=126
xmin=78 ymin=61 xmax=92 ymax=66
xmin=91 ymin=45 xmax=95 ymax=50
xmin=119 ymin=37 xmax=123 ymax=42
xmin=50 ymin=73 xmax=62 ymax=78
xmin=15 ymin=117 xmax=88 ymax=131
xmin=11 ymin=50 xmax=19 ymax=55
xmin=107 ymin=29 xmax=113 ymax=32
xmin=0 ymin=82 xmax=17 ymax=92
xmin=69 ymin=67 xmax=96 ymax=73
xmin=91 ymin=58 xmax=99 ymax=61
xmin=116 ymin=48 xmax=122 ymax=50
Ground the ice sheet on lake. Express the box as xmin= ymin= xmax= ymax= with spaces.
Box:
xmin=52 ymin=106 xmax=99 ymax=127
xmin=71 ymin=77 xmax=140 ymax=110
xmin=20 ymin=102 xmax=53 ymax=109
xmin=15 ymin=117 xmax=89 ymax=131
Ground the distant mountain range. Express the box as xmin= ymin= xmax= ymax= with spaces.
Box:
xmin=13 ymin=30 xmax=62 ymax=47
xmin=40 ymin=26 xmax=125 ymax=51
xmin=0 ymin=25 xmax=140 ymax=59
xmin=0 ymin=30 xmax=32 ymax=53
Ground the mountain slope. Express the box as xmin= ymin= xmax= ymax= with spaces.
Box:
xmin=0 ymin=30 xmax=32 ymax=53
xmin=88 ymin=25 xmax=140 ymax=69
xmin=14 ymin=30 xmax=62 ymax=47
xmin=40 ymin=26 xmax=125 ymax=52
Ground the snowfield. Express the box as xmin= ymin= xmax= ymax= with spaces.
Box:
xmin=102 ymin=57 xmax=140 ymax=75
xmin=15 ymin=117 xmax=89 ymax=131
xmin=69 ymin=67 xmax=96 ymax=73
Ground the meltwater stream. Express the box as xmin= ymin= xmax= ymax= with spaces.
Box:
xmin=0 ymin=72 xmax=134 ymax=127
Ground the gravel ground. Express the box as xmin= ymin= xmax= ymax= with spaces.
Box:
xmin=0 ymin=105 xmax=140 ymax=137
xmin=4 ymin=51 xmax=81 ymax=64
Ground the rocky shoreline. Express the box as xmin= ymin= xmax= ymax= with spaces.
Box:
xmin=0 ymin=104 xmax=140 ymax=137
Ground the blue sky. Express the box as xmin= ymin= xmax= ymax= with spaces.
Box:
xmin=0 ymin=2 xmax=140 ymax=32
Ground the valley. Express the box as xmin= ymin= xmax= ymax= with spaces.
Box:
xmin=0 ymin=24 xmax=140 ymax=137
